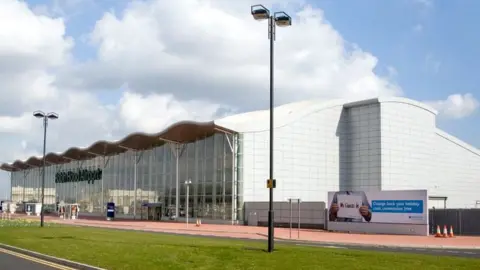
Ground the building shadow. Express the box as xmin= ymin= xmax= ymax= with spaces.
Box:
xmin=336 ymin=109 xmax=351 ymax=192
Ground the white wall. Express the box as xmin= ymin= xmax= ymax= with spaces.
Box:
xmin=241 ymin=105 xmax=344 ymax=203
xmin=235 ymin=97 xmax=480 ymax=209
xmin=380 ymin=101 xmax=437 ymax=192
xmin=432 ymin=131 xmax=480 ymax=208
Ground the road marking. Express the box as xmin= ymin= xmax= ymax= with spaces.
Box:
xmin=0 ymin=248 xmax=77 ymax=270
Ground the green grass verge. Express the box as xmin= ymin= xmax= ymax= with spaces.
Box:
xmin=0 ymin=220 xmax=479 ymax=270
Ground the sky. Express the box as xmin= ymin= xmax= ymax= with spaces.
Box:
xmin=0 ymin=0 xmax=479 ymax=197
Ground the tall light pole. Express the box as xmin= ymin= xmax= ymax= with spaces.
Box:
xmin=251 ymin=4 xmax=292 ymax=253
xmin=33 ymin=110 xmax=59 ymax=227
xmin=184 ymin=179 xmax=192 ymax=227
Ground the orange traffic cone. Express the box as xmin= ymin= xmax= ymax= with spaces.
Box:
xmin=442 ymin=225 xmax=448 ymax=238
xmin=434 ymin=225 xmax=442 ymax=237
xmin=449 ymin=226 xmax=454 ymax=237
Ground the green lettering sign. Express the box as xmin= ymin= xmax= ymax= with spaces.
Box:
xmin=55 ymin=168 xmax=102 ymax=184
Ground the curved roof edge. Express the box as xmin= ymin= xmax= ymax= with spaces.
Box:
xmin=435 ymin=129 xmax=480 ymax=156
xmin=214 ymin=96 xmax=438 ymax=133
xmin=0 ymin=121 xmax=235 ymax=172
xmin=377 ymin=97 xmax=438 ymax=115
xmin=215 ymin=99 xmax=347 ymax=133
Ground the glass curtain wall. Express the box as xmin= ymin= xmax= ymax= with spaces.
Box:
xmin=9 ymin=133 xmax=237 ymax=221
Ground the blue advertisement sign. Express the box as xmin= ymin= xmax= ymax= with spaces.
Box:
xmin=371 ymin=200 xmax=423 ymax=214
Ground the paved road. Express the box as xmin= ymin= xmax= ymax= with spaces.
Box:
xmin=0 ymin=248 xmax=75 ymax=270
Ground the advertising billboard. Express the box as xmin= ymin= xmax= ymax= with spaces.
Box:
xmin=327 ymin=190 xmax=428 ymax=231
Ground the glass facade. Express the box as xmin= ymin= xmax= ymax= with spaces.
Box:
xmin=10 ymin=133 xmax=241 ymax=221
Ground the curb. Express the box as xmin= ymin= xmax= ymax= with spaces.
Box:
xmin=275 ymin=238 xmax=480 ymax=250
xmin=0 ymin=243 xmax=106 ymax=270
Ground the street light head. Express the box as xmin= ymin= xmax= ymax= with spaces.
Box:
xmin=46 ymin=112 xmax=59 ymax=120
xmin=33 ymin=111 xmax=46 ymax=118
xmin=251 ymin=4 xmax=270 ymax=20
xmin=274 ymin=12 xmax=292 ymax=27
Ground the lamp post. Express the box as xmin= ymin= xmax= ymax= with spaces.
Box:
xmin=250 ymin=4 xmax=292 ymax=253
xmin=33 ymin=110 xmax=59 ymax=227
xmin=184 ymin=179 xmax=192 ymax=227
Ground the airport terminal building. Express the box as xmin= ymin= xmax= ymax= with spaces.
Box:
xmin=2 ymin=97 xmax=480 ymax=225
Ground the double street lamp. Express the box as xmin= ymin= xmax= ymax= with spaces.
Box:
xmin=250 ymin=4 xmax=292 ymax=253
xmin=33 ymin=110 xmax=59 ymax=227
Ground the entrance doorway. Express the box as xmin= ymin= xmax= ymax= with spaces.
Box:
xmin=142 ymin=203 xmax=162 ymax=221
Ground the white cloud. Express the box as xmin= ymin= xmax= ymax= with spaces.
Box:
xmin=425 ymin=93 xmax=479 ymax=119
xmin=57 ymin=0 xmax=402 ymax=111
xmin=118 ymin=91 xmax=226 ymax=133
xmin=0 ymin=0 xmax=467 ymax=175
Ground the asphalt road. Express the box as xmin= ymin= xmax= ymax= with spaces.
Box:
xmin=0 ymin=248 xmax=75 ymax=270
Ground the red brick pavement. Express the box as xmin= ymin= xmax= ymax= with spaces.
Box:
xmin=11 ymin=214 xmax=480 ymax=249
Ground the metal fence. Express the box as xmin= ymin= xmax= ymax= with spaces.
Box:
xmin=429 ymin=208 xmax=480 ymax=236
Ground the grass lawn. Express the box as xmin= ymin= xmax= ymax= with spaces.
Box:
xmin=0 ymin=221 xmax=479 ymax=270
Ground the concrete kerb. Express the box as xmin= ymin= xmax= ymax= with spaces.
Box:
xmin=0 ymin=243 xmax=106 ymax=270
xmin=275 ymin=238 xmax=480 ymax=250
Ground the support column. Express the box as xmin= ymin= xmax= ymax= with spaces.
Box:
xmin=169 ymin=143 xmax=185 ymax=220
xmin=133 ymin=151 xmax=144 ymax=220
xmin=162 ymin=147 xmax=167 ymax=207
xmin=212 ymin=137 xmax=217 ymax=219
xmin=148 ymin=150 xmax=153 ymax=203
xmin=222 ymin=136 xmax=226 ymax=220
xmin=23 ymin=170 xmax=30 ymax=202
xmin=224 ymin=133 xmax=236 ymax=224
xmin=134 ymin=152 xmax=137 ymax=219
xmin=9 ymin=172 xmax=13 ymax=201
xmin=202 ymin=138 xmax=207 ymax=217
xmin=101 ymin=156 xmax=111 ymax=214
xmin=175 ymin=148 xmax=179 ymax=220
xmin=193 ymin=140 xmax=198 ymax=218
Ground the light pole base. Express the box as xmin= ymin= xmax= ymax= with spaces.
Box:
xmin=267 ymin=210 xmax=275 ymax=252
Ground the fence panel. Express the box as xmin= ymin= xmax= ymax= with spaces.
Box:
xmin=429 ymin=208 xmax=480 ymax=236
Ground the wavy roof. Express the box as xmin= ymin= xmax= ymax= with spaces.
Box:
xmin=0 ymin=96 xmax=444 ymax=173
xmin=0 ymin=121 xmax=234 ymax=172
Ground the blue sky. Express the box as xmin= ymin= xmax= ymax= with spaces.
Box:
xmin=316 ymin=0 xmax=479 ymax=144
xmin=0 ymin=0 xmax=478 ymax=197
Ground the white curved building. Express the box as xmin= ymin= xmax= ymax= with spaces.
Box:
xmin=2 ymin=97 xmax=480 ymax=226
